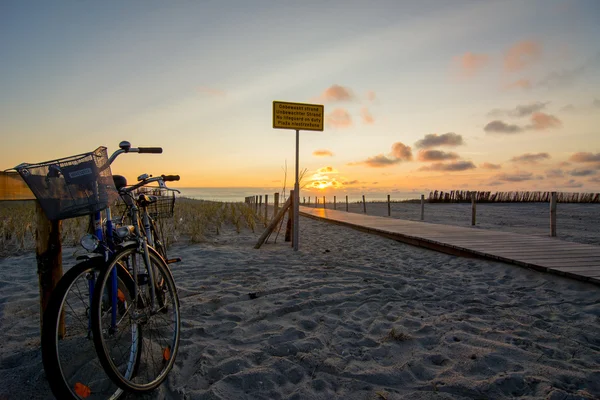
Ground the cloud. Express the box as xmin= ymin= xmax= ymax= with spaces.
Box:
xmin=353 ymin=154 xmax=401 ymax=168
xmin=419 ymin=161 xmax=476 ymax=171
xmin=325 ymin=108 xmax=352 ymax=128
xmin=366 ymin=91 xmax=376 ymax=102
xmin=504 ymin=79 xmax=532 ymax=90
xmin=415 ymin=132 xmax=464 ymax=148
xmin=562 ymin=179 xmax=583 ymax=188
xmin=391 ymin=142 xmax=413 ymax=161
xmin=480 ymin=162 xmax=501 ymax=170
xmin=342 ymin=180 xmax=359 ymax=185
xmin=589 ymin=177 xmax=600 ymax=183
xmin=316 ymin=84 xmax=354 ymax=102
xmin=545 ymin=169 xmax=564 ymax=178
xmin=504 ymin=40 xmax=542 ymax=72
xmin=455 ymin=52 xmax=489 ymax=77
xmin=510 ymin=152 xmax=551 ymax=164
xmin=570 ymin=169 xmax=597 ymax=177
xmin=313 ymin=149 xmax=333 ymax=157
xmin=487 ymin=101 xmax=548 ymax=117
xmin=417 ymin=150 xmax=460 ymax=162
xmin=316 ymin=166 xmax=338 ymax=174
xmin=538 ymin=64 xmax=586 ymax=88
xmin=484 ymin=112 xmax=562 ymax=134
xmin=529 ymin=112 xmax=562 ymax=130
xmin=361 ymin=107 xmax=374 ymax=124
xmin=197 ymin=86 xmax=226 ymax=96
xmin=484 ymin=120 xmax=523 ymax=134
xmin=569 ymin=152 xmax=600 ymax=163
xmin=494 ymin=172 xmax=536 ymax=182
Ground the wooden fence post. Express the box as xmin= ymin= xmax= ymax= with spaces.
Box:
xmin=471 ymin=192 xmax=476 ymax=226
xmin=274 ymin=192 xmax=280 ymax=217
xmin=259 ymin=195 xmax=263 ymax=217
xmin=420 ymin=194 xmax=424 ymax=220
xmin=334 ymin=196 xmax=337 ymax=210
xmin=362 ymin=195 xmax=367 ymax=214
xmin=323 ymin=196 xmax=326 ymax=209
xmin=550 ymin=191 xmax=557 ymax=237
xmin=346 ymin=195 xmax=348 ymax=211
xmin=387 ymin=194 xmax=391 ymax=217
xmin=36 ymin=201 xmax=63 ymax=335
xmin=264 ymin=194 xmax=269 ymax=224
xmin=285 ymin=190 xmax=294 ymax=242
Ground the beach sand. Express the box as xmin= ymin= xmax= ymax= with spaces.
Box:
xmin=1 ymin=203 xmax=599 ymax=399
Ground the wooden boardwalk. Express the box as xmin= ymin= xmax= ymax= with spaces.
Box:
xmin=299 ymin=206 xmax=600 ymax=285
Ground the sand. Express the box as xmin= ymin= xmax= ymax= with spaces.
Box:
xmin=1 ymin=203 xmax=599 ymax=399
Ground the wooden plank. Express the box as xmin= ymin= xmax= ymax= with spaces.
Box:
xmin=299 ymin=206 xmax=600 ymax=286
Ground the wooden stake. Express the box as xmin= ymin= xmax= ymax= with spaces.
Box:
xmin=550 ymin=191 xmax=557 ymax=237
xmin=471 ymin=192 xmax=476 ymax=226
xmin=36 ymin=201 xmax=63 ymax=335
xmin=274 ymin=192 xmax=280 ymax=217
xmin=346 ymin=195 xmax=348 ymax=211
xmin=362 ymin=195 xmax=367 ymax=214
xmin=334 ymin=195 xmax=336 ymax=210
xmin=255 ymin=195 xmax=292 ymax=249
xmin=420 ymin=194 xmax=424 ymax=220
xmin=387 ymin=194 xmax=391 ymax=217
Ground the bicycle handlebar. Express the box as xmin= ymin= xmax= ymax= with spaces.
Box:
xmin=161 ymin=175 xmax=180 ymax=182
xmin=138 ymin=147 xmax=163 ymax=154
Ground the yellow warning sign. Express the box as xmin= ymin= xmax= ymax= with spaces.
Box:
xmin=273 ymin=101 xmax=324 ymax=131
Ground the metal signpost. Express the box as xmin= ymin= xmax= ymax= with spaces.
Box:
xmin=272 ymin=101 xmax=324 ymax=250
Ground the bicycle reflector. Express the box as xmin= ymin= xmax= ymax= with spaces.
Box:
xmin=80 ymin=234 xmax=99 ymax=252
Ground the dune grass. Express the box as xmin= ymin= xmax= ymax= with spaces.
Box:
xmin=0 ymin=198 xmax=261 ymax=256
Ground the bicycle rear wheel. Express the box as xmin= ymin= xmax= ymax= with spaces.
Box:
xmin=91 ymin=244 xmax=180 ymax=393
xmin=41 ymin=258 xmax=137 ymax=400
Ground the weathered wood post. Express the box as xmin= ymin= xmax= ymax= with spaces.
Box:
xmin=259 ymin=195 xmax=263 ymax=217
xmin=254 ymin=195 xmax=258 ymax=213
xmin=387 ymin=194 xmax=391 ymax=217
xmin=323 ymin=196 xmax=326 ymax=209
xmin=334 ymin=196 xmax=337 ymax=210
xmin=550 ymin=191 xmax=557 ymax=237
xmin=420 ymin=194 xmax=425 ymax=220
xmin=285 ymin=190 xmax=294 ymax=242
xmin=471 ymin=191 xmax=476 ymax=226
xmin=362 ymin=195 xmax=367 ymax=214
xmin=264 ymin=194 xmax=269 ymax=225
xmin=274 ymin=192 xmax=280 ymax=217
xmin=346 ymin=195 xmax=348 ymax=211
xmin=36 ymin=202 xmax=63 ymax=335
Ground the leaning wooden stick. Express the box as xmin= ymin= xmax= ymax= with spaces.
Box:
xmin=254 ymin=195 xmax=292 ymax=249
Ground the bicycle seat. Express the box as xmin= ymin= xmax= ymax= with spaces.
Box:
xmin=113 ymin=175 xmax=128 ymax=190
xmin=137 ymin=194 xmax=157 ymax=207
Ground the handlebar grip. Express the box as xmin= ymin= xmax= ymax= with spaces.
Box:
xmin=138 ymin=147 xmax=163 ymax=154
xmin=161 ymin=174 xmax=180 ymax=182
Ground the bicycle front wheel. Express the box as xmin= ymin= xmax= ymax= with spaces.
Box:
xmin=91 ymin=244 xmax=180 ymax=393
xmin=41 ymin=258 xmax=136 ymax=400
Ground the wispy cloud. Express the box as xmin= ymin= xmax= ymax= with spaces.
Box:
xmin=365 ymin=90 xmax=376 ymax=102
xmin=484 ymin=112 xmax=562 ymax=134
xmin=570 ymin=169 xmax=597 ymax=177
xmin=529 ymin=112 xmax=562 ymax=130
xmin=313 ymin=149 xmax=333 ymax=157
xmin=510 ymin=152 xmax=550 ymax=164
xmin=350 ymin=141 xmax=412 ymax=168
xmin=419 ymin=161 xmax=476 ymax=171
xmin=493 ymin=172 xmax=537 ymax=182
xmin=314 ymin=84 xmax=355 ymax=103
xmin=545 ymin=169 xmax=564 ymax=178
xmin=504 ymin=40 xmax=542 ymax=72
xmin=504 ymin=79 xmax=532 ymax=90
xmin=455 ymin=52 xmax=489 ymax=77
xmin=562 ymin=179 xmax=583 ymax=188
xmin=484 ymin=120 xmax=523 ymax=134
xmin=569 ymin=152 xmax=600 ymax=162
xmin=487 ymin=102 xmax=548 ymax=118
xmin=418 ymin=150 xmax=460 ymax=162
xmin=325 ymin=108 xmax=352 ymax=128
xmin=361 ymin=107 xmax=374 ymax=124
xmin=480 ymin=162 xmax=501 ymax=170
xmin=415 ymin=132 xmax=464 ymax=148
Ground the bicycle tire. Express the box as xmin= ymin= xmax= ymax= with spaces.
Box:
xmin=41 ymin=258 xmax=138 ymax=400
xmin=91 ymin=244 xmax=180 ymax=393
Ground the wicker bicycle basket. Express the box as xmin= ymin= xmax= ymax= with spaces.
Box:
xmin=14 ymin=147 xmax=118 ymax=220
xmin=116 ymin=186 xmax=176 ymax=221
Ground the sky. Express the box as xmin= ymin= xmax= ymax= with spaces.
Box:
xmin=1 ymin=0 xmax=600 ymax=197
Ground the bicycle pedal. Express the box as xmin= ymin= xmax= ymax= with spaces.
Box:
xmin=166 ymin=258 xmax=181 ymax=264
